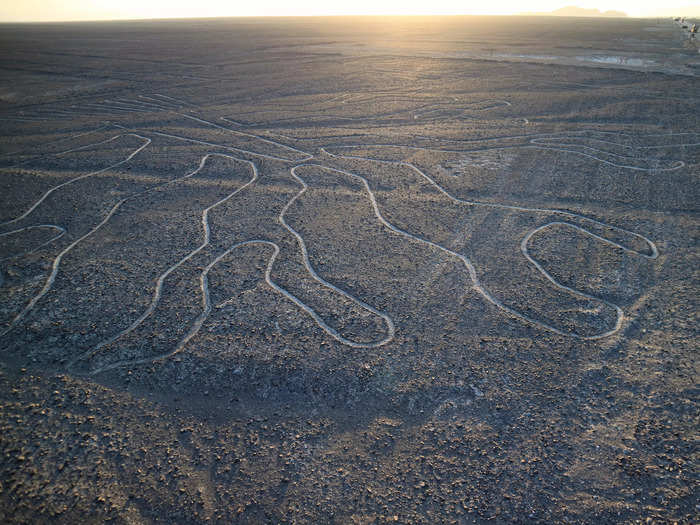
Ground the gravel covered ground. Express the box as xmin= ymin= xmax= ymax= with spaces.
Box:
xmin=0 ymin=15 xmax=698 ymax=524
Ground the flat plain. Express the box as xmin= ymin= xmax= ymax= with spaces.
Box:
xmin=0 ymin=15 xmax=698 ymax=524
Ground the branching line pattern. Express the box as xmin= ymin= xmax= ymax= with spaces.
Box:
xmin=2 ymin=92 xmax=694 ymax=373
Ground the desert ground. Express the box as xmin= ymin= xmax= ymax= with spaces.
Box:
xmin=0 ymin=15 xmax=698 ymax=524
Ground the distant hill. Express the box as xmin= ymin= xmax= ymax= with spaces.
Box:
xmin=520 ymin=6 xmax=628 ymax=17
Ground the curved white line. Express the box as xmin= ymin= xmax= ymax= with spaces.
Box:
xmin=84 ymin=232 xmax=394 ymax=374
xmin=0 ymin=134 xmax=151 ymax=229
xmin=80 ymin=103 xmax=141 ymax=115
xmin=0 ymin=224 xmax=66 ymax=262
xmin=529 ymin=138 xmax=689 ymax=170
xmin=112 ymin=98 xmax=173 ymax=111
xmin=527 ymin=144 xmax=685 ymax=172
xmin=219 ymin=116 xmax=246 ymax=127
xmin=83 ymin=240 xmax=247 ymax=375
xmin=323 ymin=147 xmax=659 ymax=258
xmin=0 ymin=198 xmax=129 ymax=338
xmin=1 ymin=117 xmax=50 ymax=122
xmin=333 ymin=129 xmax=699 ymax=151
xmin=414 ymin=99 xmax=511 ymax=119
xmin=0 ymin=137 xmax=156 ymax=337
xmin=316 ymin=148 xmax=660 ymax=339
xmin=530 ymin=134 xmax=700 ymax=150
xmin=322 ymin=147 xmax=656 ymax=256
xmin=100 ymin=100 xmax=166 ymax=112
xmin=2 ymin=131 xmax=258 ymax=331
xmin=4 ymin=106 xmax=684 ymax=359
xmin=66 ymin=154 xmax=260 ymax=368
xmin=282 ymin=166 xmax=395 ymax=348
xmin=100 ymin=101 xmax=157 ymax=111
xmin=322 ymin=140 xmax=685 ymax=172
xmin=223 ymin=97 xmax=511 ymax=128
xmin=72 ymin=154 xmax=394 ymax=373
xmin=0 ymin=124 xmax=109 ymax=165
xmin=520 ymin=221 xmax=627 ymax=338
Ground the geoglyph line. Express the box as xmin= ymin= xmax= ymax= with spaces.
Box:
xmin=71 ymin=152 xmax=395 ymax=373
xmin=114 ymin=98 xmax=170 ymax=109
xmin=80 ymin=103 xmax=141 ymax=114
xmin=2 ymin=96 xmax=688 ymax=369
xmin=85 ymin=232 xmax=393 ymax=375
xmin=102 ymin=100 xmax=168 ymax=112
xmin=218 ymin=116 xmax=246 ymax=126
xmin=3 ymin=150 xmax=264 ymax=341
xmin=0 ymin=117 xmax=50 ymax=123
xmin=1 ymin=198 xmax=131 ymax=338
xmin=0 ymin=125 xmax=109 ymax=162
xmin=81 ymin=241 xmax=254 ymax=375
xmin=281 ymin=167 xmax=395 ymax=348
xmin=520 ymin=221 xmax=628 ymax=336
xmin=111 ymin=98 xmax=173 ymax=111
xmin=526 ymin=144 xmax=685 ymax=171
xmin=67 ymin=154 xmax=261 ymax=370
xmin=316 ymin=146 xmax=660 ymax=338
xmin=306 ymin=162 xmax=627 ymax=339
xmin=321 ymin=136 xmax=687 ymax=172
xmin=221 ymin=96 xmax=513 ymax=128
xmin=413 ymin=99 xmax=512 ymax=119
xmin=138 ymin=95 xmax=182 ymax=108
xmin=150 ymin=93 xmax=191 ymax=106
xmin=529 ymin=132 xmax=700 ymax=149
xmin=416 ymin=129 xmax=699 ymax=151
xmin=143 ymin=129 xmax=314 ymax=163
xmin=0 ymin=225 xmax=66 ymax=262
xmin=0 ymin=134 xmax=151 ymax=228
xmin=79 ymin=93 xmax=191 ymax=117
xmin=4 ymin=93 xmax=193 ymax=122
xmin=0 ymin=135 xmax=153 ymax=337
xmin=257 ymin=129 xmax=700 ymax=153
xmin=322 ymin=146 xmax=658 ymax=258
xmin=221 ymin=114 xmax=357 ymax=128
xmin=179 ymin=114 xmax=313 ymax=161
xmin=226 ymin=112 xmax=694 ymax=171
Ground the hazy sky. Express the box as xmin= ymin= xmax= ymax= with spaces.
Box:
xmin=0 ymin=0 xmax=697 ymax=22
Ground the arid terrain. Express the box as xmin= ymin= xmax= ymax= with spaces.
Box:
xmin=0 ymin=15 xmax=698 ymax=524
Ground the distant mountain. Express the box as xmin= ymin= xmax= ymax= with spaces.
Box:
xmin=520 ymin=6 xmax=628 ymax=17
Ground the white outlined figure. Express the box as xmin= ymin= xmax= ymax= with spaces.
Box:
xmin=1 ymin=90 xmax=696 ymax=373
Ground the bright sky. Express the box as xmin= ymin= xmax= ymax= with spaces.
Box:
xmin=0 ymin=0 xmax=697 ymax=22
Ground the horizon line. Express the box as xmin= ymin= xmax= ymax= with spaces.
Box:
xmin=1 ymin=13 xmax=677 ymax=25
